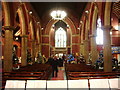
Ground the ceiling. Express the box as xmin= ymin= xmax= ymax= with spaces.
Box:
xmin=30 ymin=2 xmax=87 ymax=26
xmin=112 ymin=1 xmax=120 ymax=19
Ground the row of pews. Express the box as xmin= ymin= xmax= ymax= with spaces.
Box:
xmin=2 ymin=63 xmax=52 ymax=89
xmin=65 ymin=64 xmax=120 ymax=80
xmin=4 ymin=79 xmax=120 ymax=89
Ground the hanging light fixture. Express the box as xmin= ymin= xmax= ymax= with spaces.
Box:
xmin=50 ymin=10 xmax=67 ymax=20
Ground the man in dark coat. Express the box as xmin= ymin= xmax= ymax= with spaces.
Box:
xmin=51 ymin=56 xmax=59 ymax=77
xmin=47 ymin=55 xmax=54 ymax=65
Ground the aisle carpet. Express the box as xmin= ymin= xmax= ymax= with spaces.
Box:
xmin=51 ymin=67 xmax=65 ymax=80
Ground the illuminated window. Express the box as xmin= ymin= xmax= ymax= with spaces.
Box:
xmin=55 ymin=27 xmax=66 ymax=47
xmin=96 ymin=18 xmax=103 ymax=45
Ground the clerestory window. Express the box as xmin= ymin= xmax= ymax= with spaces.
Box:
xmin=96 ymin=18 xmax=103 ymax=45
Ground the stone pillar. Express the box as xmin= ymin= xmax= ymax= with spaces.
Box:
xmin=118 ymin=19 xmax=120 ymax=30
xmin=36 ymin=43 xmax=40 ymax=53
xmin=102 ymin=25 xmax=112 ymax=72
xmin=80 ymin=43 xmax=84 ymax=55
xmin=90 ymin=34 xmax=98 ymax=65
xmin=31 ymin=40 xmax=36 ymax=63
xmin=83 ymin=40 xmax=89 ymax=63
xmin=3 ymin=26 xmax=14 ymax=72
xmin=39 ymin=44 xmax=42 ymax=52
xmin=21 ymin=35 xmax=28 ymax=66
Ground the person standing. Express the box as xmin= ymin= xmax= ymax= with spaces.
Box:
xmin=51 ymin=56 xmax=59 ymax=77
xmin=58 ymin=57 xmax=63 ymax=70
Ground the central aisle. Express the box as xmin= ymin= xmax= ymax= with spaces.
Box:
xmin=51 ymin=67 xmax=66 ymax=80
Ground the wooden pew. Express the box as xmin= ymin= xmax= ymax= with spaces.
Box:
xmin=65 ymin=64 xmax=97 ymax=72
xmin=69 ymin=76 xmax=118 ymax=80
xmin=68 ymin=71 xmax=120 ymax=75
xmin=2 ymin=64 xmax=52 ymax=89
xmin=4 ymin=77 xmax=41 ymax=80
xmin=68 ymin=73 xmax=119 ymax=77
xmin=67 ymin=71 xmax=120 ymax=80
xmin=14 ymin=64 xmax=52 ymax=80
xmin=3 ymin=72 xmax=45 ymax=80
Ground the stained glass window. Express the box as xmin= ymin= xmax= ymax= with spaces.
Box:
xmin=96 ymin=18 xmax=103 ymax=45
xmin=55 ymin=27 xmax=66 ymax=47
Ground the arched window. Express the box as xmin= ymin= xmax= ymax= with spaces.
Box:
xmin=96 ymin=18 xmax=103 ymax=45
xmin=55 ymin=27 xmax=66 ymax=47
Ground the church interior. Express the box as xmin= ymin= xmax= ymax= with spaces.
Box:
xmin=1 ymin=1 xmax=120 ymax=89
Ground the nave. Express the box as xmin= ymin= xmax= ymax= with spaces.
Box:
xmin=1 ymin=1 xmax=120 ymax=89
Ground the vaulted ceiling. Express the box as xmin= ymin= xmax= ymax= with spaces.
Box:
xmin=112 ymin=1 xmax=120 ymax=19
xmin=30 ymin=2 xmax=87 ymax=27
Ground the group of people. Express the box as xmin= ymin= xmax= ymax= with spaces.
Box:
xmin=36 ymin=52 xmax=47 ymax=64
xmin=66 ymin=53 xmax=86 ymax=64
xmin=94 ymin=54 xmax=104 ymax=69
xmin=94 ymin=53 xmax=119 ymax=70
xmin=47 ymin=55 xmax=64 ymax=77
xmin=112 ymin=57 xmax=118 ymax=69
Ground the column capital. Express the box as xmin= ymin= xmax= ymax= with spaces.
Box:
xmin=20 ymin=35 xmax=28 ymax=38
xmin=83 ymin=40 xmax=89 ymax=42
xmin=80 ymin=43 xmax=84 ymax=45
xmin=3 ymin=26 xmax=15 ymax=31
xmin=101 ymin=25 xmax=113 ymax=30
xmin=89 ymin=34 xmax=96 ymax=38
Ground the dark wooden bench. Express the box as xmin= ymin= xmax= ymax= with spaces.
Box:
xmin=11 ymin=64 xmax=52 ymax=79
xmin=65 ymin=64 xmax=97 ymax=72
xmin=69 ymin=76 xmax=118 ymax=80
xmin=2 ymin=64 xmax=52 ymax=89
xmin=65 ymin=64 xmax=120 ymax=80
xmin=67 ymin=71 xmax=120 ymax=80
xmin=4 ymin=77 xmax=41 ymax=80
xmin=68 ymin=71 xmax=120 ymax=76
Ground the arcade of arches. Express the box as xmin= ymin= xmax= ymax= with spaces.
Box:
xmin=1 ymin=1 xmax=120 ymax=73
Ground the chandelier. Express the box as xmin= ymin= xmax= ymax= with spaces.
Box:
xmin=50 ymin=10 xmax=67 ymax=20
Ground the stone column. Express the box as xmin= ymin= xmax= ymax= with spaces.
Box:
xmin=118 ymin=19 xmax=120 ymax=30
xmin=80 ymin=43 xmax=84 ymax=55
xmin=102 ymin=25 xmax=112 ymax=72
xmin=39 ymin=44 xmax=41 ymax=52
xmin=36 ymin=43 xmax=40 ymax=53
xmin=83 ymin=40 xmax=89 ymax=63
xmin=3 ymin=26 xmax=14 ymax=72
xmin=90 ymin=34 xmax=98 ymax=65
xmin=21 ymin=35 xmax=28 ymax=66
xmin=31 ymin=40 xmax=36 ymax=63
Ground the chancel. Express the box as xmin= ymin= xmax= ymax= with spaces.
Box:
xmin=1 ymin=1 xmax=120 ymax=89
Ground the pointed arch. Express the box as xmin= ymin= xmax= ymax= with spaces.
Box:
xmin=44 ymin=17 xmax=77 ymax=35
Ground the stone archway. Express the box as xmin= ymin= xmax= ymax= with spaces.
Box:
xmin=17 ymin=5 xmax=28 ymax=66
xmin=42 ymin=17 xmax=77 ymax=58
xmin=29 ymin=20 xmax=36 ymax=63
xmin=45 ymin=17 xmax=77 ymax=35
